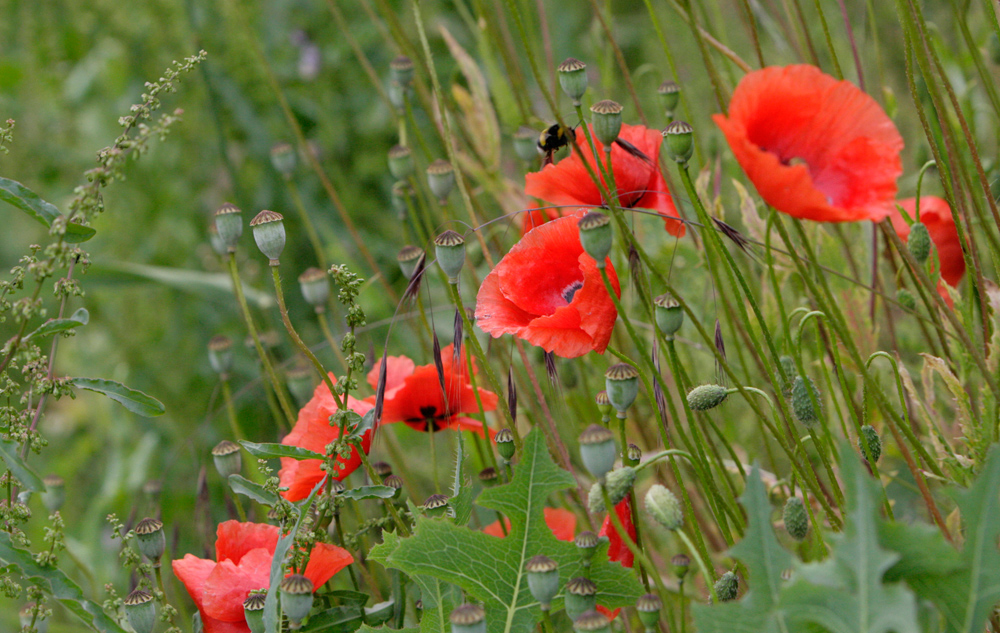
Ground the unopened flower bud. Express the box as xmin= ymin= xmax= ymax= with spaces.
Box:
xmin=645 ymin=484 xmax=683 ymax=530
xmin=671 ymin=554 xmax=690 ymax=579
xmin=514 ymin=126 xmax=541 ymax=163
xmin=208 ymin=335 xmax=234 ymax=376
xmin=390 ymin=55 xmax=415 ymax=87
xmin=897 ymin=288 xmax=916 ymax=311
xmin=579 ymin=424 xmax=616 ymax=480
xmin=124 ymin=589 xmax=156 ymax=633
xmin=859 ymin=424 xmax=882 ymax=463
xmin=714 ymin=571 xmax=739 ymax=602
xmin=653 ymin=293 xmax=684 ymax=338
xmin=434 ymin=230 xmax=466 ymax=283
xmin=908 ymin=221 xmax=931 ymax=264
xmin=686 ymin=384 xmax=728 ymax=411
xmin=388 ymin=145 xmax=415 ymax=180
xmin=244 ymin=590 xmax=267 ymax=633
xmin=495 ymin=428 xmax=516 ymax=462
xmin=783 ymin=497 xmax=809 ymax=541
xmin=427 ymin=160 xmax=456 ymax=202
xmin=565 ymin=577 xmax=597 ymax=621
xmin=214 ymin=202 xmax=243 ymax=252
xmin=280 ymin=574 xmax=314 ymax=627
xmin=791 ymin=376 xmax=820 ymax=426
xmin=636 ymin=593 xmax=662 ymax=630
xmin=605 ymin=466 xmax=636 ymax=505
xmin=575 ymin=531 xmax=600 ymax=567
xmin=663 ymin=120 xmax=694 ymax=164
xmin=590 ymin=100 xmax=623 ymax=147
xmin=657 ymin=80 xmax=680 ymax=116
xmin=212 ymin=441 xmax=242 ymax=479
xmin=450 ymin=603 xmax=486 ymax=633
xmin=422 ymin=494 xmax=451 ymax=517
xmin=250 ymin=210 xmax=285 ymax=263
xmin=270 ymin=143 xmax=297 ymax=177
xmin=573 ymin=610 xmax=610 ymax=633
xmin=478 ymin=467 xmax=498 ymax=487
xmin=135 ymin=517 xmax=166 ymax=562
xmin=779 ymin=355 xmax=796 ymax=392
xmin=578 ymin=212 xmax=612 ymax=267
xmin=605 ymin=363 xmax=639 ymax=416
xmin=41 ymin=475 xmax=65 ymax=512
xmin=397 ymin=245 xmax=424 ymax=280
xmin=525 ymin=555 xmax=559 ymax=609
xmin=557 ymin=58 xmax=588 ymax=104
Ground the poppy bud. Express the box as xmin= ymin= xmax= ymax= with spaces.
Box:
xmin=605 ymin=363 xmax=639 ymax=416
xmin=657 ymin=80 xmax=680 ymax=117
xmin=391 ymin=181 xmax=414 ymax=219
xmin=783 ymin=497 xmax=809 ymax=541
xmin=557 ymin=58 xmax=589 ymax=104
xmin=395 ymin=245 xmax=425 ymax=281
xmin=212 ymin=441 xmax=242 ymax=479
xmin=514 ymin=126 xmax=541 ymax=163
xmin=214 ymin=202 xmax=243 ymax=252
xmin=270 ymin=143 xmax=297 ymax=177
xmin=208 ymin=335 xmax=234 ymax=376
xmin=636 ymin=593 xmax=662 ymax=630
xmin=653 ymin=293 xmax=684 ymax=338
xmin=250 ymin=210 xmax=285 ymax=263
xmin=577 ymin=212 xmax=612 ymax=267
xmin=478 ymin=467 xmax=498 ymax=487
xmin=244 ymin=590 xmax=267 ymax=633
xmin=626 ymin=443 xmax=641 ymax=465
xmin=298 ymin=268 xmax=330 ymax=309
xmin=434 ymin=230 xmax=466 ymax=283
xmin=390 ymin=55 xmax=415 ymax=87
xmin=714 ymin=571 xmax=739 ymax=602
xmin=124 ymin=589 xmax=156 ymax=633
xmin=450 ymin=603 xmax=486 ymax=633
xmin=573 ymin=610 xmax=610 ymax=633
xmin=388 ymin=145 xmax=415 ymax=180
xmin=422 ymin=494 xmax=451 ymax=517
xmin=671 ymin=553 xmax=690 ymax=580
xmin=575 ymin=530 xmax=600 ymax=567
xmin=590 ymin=100 xmax=623 ymax=148
xmin=384 ymin=474 xmax=404 ymax=499
xmin=286 ymin=360 xmax=315 ymax=406
xmin=595 ymin=391 xmax=612 ymax=420
xmin=579 ymin=424 xmax=616 ymax=480
xmin=495 ymin=428 xmax=516 ymax=462
xmin=565 ymin=577 xmax=598 ymax=621
xmin=645 ymin=484 xmax=683 ymax=530
xmin=525 ymin=555 xmax=559 ymax=610
xmin=791 ymin=376 xmax=820 ymax=426
xmin=605 ymin=466 xmax=636 ymax=505
xmin=908 ymin=221 xmax=931 ymax=264
xmin=686 ymin=384 xmax=728 ymax=411
xmin=208 ymin=224 xmax=228 ymax=256
xmin=135 ymin=517 xmax=165 ymax=562
xmin=427 ymin=159 xmax=456 ymax=202
xmin=859 ymin=424 xmax=882 ymax=463
xmin=280 ymin=574 xmax=314 ymax=627
xmin=663 ymin=120 xmax=694 ymax=164
xmin=41 ymin=475 xmax=65 ymax=512
xmin=897 ymin=288 xmax=916 ymax=311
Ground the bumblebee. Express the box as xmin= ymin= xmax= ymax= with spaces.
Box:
xmin=537 ymin=122 xmax=653 ymax=166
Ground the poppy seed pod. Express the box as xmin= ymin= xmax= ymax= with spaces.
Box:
xmin=653 ymin=293 xmax=684 ymax=338
xmin=372 ymin=461 xmax=392 ymax=478
xmin=422 ymin=494 xmax=451 ymax=517
xmin=645 ymin=484 xmax=683 ymax=530
xmin=478 ymin=467 xmax=498 ymax=487
xmin=250 ymin=210 xmax=285 ymax=263
xmin=525 ymin=555 xmax=559 ymax=609
xmin=595 ymin=391 xmax=612 ymax=420
xmin=791 ymin=376 xmax=820 ymax=426
xmin=565 ymin=577 xmax=598 ymax=621
xmin=557 ymin=58 xmax=588 ymax=104
xmin=427 ymin=159 xmax=456 ymax=202
xmin=298 ymin=267 xmax=330 ymax=309
xmin=388 ymin=145 xmax=415 ymax=180
xmin=573 ymin=610 xmax=610 ymax=633
xmin=590 ymin=100 xmax=623 ymax=148
xmin=495 ymin=428 xmax=515 ymax=462
xmin=783 ymin=497 xmax=809 ymax=541
xmin=859 ymin=424 xmax=882 ymax=463
xmin=636 ymin=593 xmax=662 ymax=630
xmin=391 ymin=180 xmax=414 ymax=219
xmin=214 ymin=202 xmax=243 ymax=252
xmin=124 ymin=589 xmax=156 ymax=633
xmin=280 ymin=574 xmax=314 ymax=627
xmin=41 ymin=475 xmax=65 ymax=512
xmin=657 ymin=80 xmax=680 ymax=116
xmin=908 ymin=221 xmax=931 ymax=264
xmin=579 ymin=424 xmax=616 ymax=480
xmin=208 ymin=335 xmax=234 ymax=376
xmin=388 ymin=80 xmax=409 ymax=110
xmin=208 ymin=224 xmax=228 ymax=256
xmin=605 ymin=363 xmax=639 ymax=416
xmin=384 ymin=474 xmax=404 ymax=499
xmin=663 ymin=120 xmax=694 ymax=164
xmin=390 ymin=55 xmax=415 ymax=87
xmin=686 ymin=384 xmax=728 ymax=411
xmin=671 ymin=553 xmax=690 ymax=579
xmin=450 ymin=603 xmax=486 ymax=633
xmin=135 ymin=517 xmax=166 ymax=562
xmin=211 ymin=441 xmax=242 ymax=479
xmin=577 ymin=212 xmax=612 ymax=267
xmin=434 ymin=230 xmax=466 ymax=283
xmin=575 ymin=530 xmax=600 ymax=567
xmin=270 ymin=143 xmax=297 ymax=177
xmin=514 ymin=126 xmax=541 ymax=163
xmin=396 ymin=245 xmax=424 ymax=281
xmin=714 ymin=571 xmax=739 ymax=602
xmin=244 ymin=590 xmax=267 ymax=633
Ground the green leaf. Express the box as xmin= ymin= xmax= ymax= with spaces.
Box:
xmin=878 ymin=521 xmax=961 ymax=583
xmin=385 ymin=428 xmax=642 ymax=633
xmin=0 ymin=438 xmax=47 ymax=492
xmin=0 ymin=177 xmax=95 ymax=243
xmin=70 ymin=378 xmax=165 ymax=417
xmin=24 ymin=307 xmax=89 ymax=342
xmin=227 ymin=474 xmax=279 ymax=507
xmin=339 ymin=486 xmax=396 ymax=501
xmin=328 ymin=590 xmax=371 ymax=607
xmin=299 ymin=606 xmax=364 ymax=633
xmin=450 ymin=430 xmax=474 ymax=526
xmin=357 ymin=626 xmax=418 ymax=633
xmin=0 ymin=531 xmax=127 ymax=633
xmin=370 ymin=530 xmax=456 ymax=633
xmin=345 ymin=410 xmax=373 ymax=440
xmin=240 ymin=441 xmax=324 ymax=461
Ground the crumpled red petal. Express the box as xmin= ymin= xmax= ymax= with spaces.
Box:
xmin=482 ymin=507 xmax=577 ymax=541
xmin=201 ymin=548 xmax=272 ymax=622
xmin=891 ymin=196 xmax=965 ymax=288
xmin=303 ymin=542 xmax=355 ymax=589
xmin=215 ymin=521 xmax=279 ymax=565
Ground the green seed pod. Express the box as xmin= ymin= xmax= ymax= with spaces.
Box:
xmin=450 ymin=603 xmax=486 ymax=633
xmin=270 ymin=143 xmax=297 ymax=177
xmin=897 ymin=288 xmax=917 ymax=311
xmin=577 ymin=212 xmax=612 ymax=267
xmin=41 ymin=475 xmax=65 ymax=512
xmin=714 ymin=571 xmax=739 ymax=602
xmin=783 ymin=497 xmax=809 ymax=541
xmin=513 ymin=126 xmax=541 ymax=163
xmin=250 ymin=210 xmax=286 ymax=263
xmin=605 ymin=363 xmax=639 ymax=416
xmin=124 ymin=589 xmax=156 ymax=633
xmin=434 ymin=230 xmax=466 ymax=283
xmin=557 ymin=58 xmax=589 ymax=104
xmin=208 ymin=223 xmax=228 ymax=256
xmin=391 ymin=180 xmax=414 ymax=219
xmin=525 ymin=555 xmax=559 ymax=609
xmin=372 ymin=461 xmax=392 ymax=478
xmin=859 ymin=424 xmax=882 ymax=463
xmin=595 ymin=391 xmax=612 ymax=420
xmin=590 ymin=100 xmax=623 ymax=147
xmin=657 ymin=80 xmax=680 ymax=116
xmin=214 ymin=202 xmax=243 ymax=252
xmin=244 ymin=590 xmax=267 ymax=633
xmin=390 ymin=55 xmax=415 ymax=87
xmin=383 ymin=474 xmax=404 ymax=499
xmin=397 ymin=245 xmax=425 ymax=281
xmin=663 ymin=120 xmax=694 ymax=164
xmin=495 ymin=428 xmax=516 ymax=462
xmin=422 ymin=494 xmax=451 ymax=518
xmin=208 ymin=335 xmax=234 ymax=376
xmin=645 ymin=484 xmax=683 ymax=530
xmin=636 ymin=593 xmax=662 ymax=630
xmin=478 ymin=467 xmax=498 ymax=487
xmin=908 ymin=221 xmax=932 ymax=264
xmin=671 ymin=554 xmax=690 ymax=580
xmin=280 ymin=575 xmax=314 ymax=627
xmin=791 ymin=376 xmax=820 ymax=426
xmin=579 ymin=424 xmax=616 ymax=480
xmin=686 ymin=384 xmax=728 ymax=411
xmin=565 ymin=577 xmax=598 ymax=621
xmin=653 ymin=293 xmax=684 ymax=338
xmin=575 ymin=530 xmax=600 ymax=567
xmin=298 ymin=267 xmax=330 ymax=309
xmin=135 ymin=517 xmax=166 ymax=562
xmin=388 ymin=80 xmax=408 ymax=110
xmin=388 ymin=145 xmax=415 ymax=180
xmin=573 ymin=610 xmax=610 ymax=633
xmin=626 ymin=443 xmax=641 ymax=465
xmin=427 ymin=159 xmax=456 ymax=202
xmin=212 ymin=441 xmax=242 ymax=479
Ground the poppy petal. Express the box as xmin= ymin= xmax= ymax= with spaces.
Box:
xmin=202 ymin=549 xmax=273 ymax=621
xmin=367 ymin=355 xmax=416 ymax=398
xmin=303 ymin=542 xmax=355 ymax=589
xmin=893 ymin=196 xmax=965 ymax=287
xmin=475 ymin=266 xmax=538 ymax=338
xmin=201 ymin=616 xmax=252 ymax=633
xmin=215 ymin=521 xmax=280 ymax=565
xmin=483 ymin=507 xmax=577 ymax=540
xmin=599 ymin=497 xmax=635 ymax=569
xmin=172 ymin=555 xmax=217 ymax=611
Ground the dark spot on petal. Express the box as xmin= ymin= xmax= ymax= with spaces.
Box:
xmin=562 ymin=280 xmax=584 ymax=303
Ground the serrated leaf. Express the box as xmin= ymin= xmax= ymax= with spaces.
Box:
xmin=369 ymin=530 xmax=456 ymax=633
xmin=878 ymin=521 xmax=962 ymax=583
xmin=240 ymin=441 xmax=325 ymax=461
xmin=0 ymin=438 xmax=46 ymax=492
xmin=24 ymin=307 xmax=89 ymax=342
xmin=0 ymin=531 xmax=127 ymax=632
xmin=70 ymin=377 xmax=165 ymax=417
xmin=227 ymin=474 xmax=279 ymax=506
xmin=339 ymin=486 xmax=396 ymax=500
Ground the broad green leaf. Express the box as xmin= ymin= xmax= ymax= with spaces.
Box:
xmin=240 ymin=440 xmax=324 ymax=461
xmin=299 ymin=606 xmax=364 ymax=633
xmin=0 ymin=531 xmax=127 ymax=633
xmin=328 ymin=590 xmax=371 ymax=606
xmin=24 ymin=307 xmax=89 ymax=342
xmin=386 ymin=428 xmax=642 ymax=633
xmin=370 ymin=529 xmax=456 ymax=633
xmin=70 ymin=378 xmax=165 ymax=417
xmin=0 ymin=177 xmax=95 ymax=242
xmin=339 ymin=486 xmax=396 ymax=501
xmin=0 ymin=438 xmax=46 ymax=492
xmin=227 ymin=474 xmax=279 ymax=507
xmin=345 ymin=410 xmax=373 ymax=440
xmin=90 ymin=262 xmax=275 ymax=309
xmin=450 ymin=430 xmax=473 ymax=526
xmin=878 ymin=521 xmax=961 ymax=583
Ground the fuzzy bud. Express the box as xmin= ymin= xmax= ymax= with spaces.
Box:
xmin=427 ymin=159 xmax=456 ymax=202
xmin=859 ymin=424 xmax=882 ymax=463
xmin=124 ymin=589 xmax=156 ymax=633
xmin=908 ymin=221 xmax=931 ymax=264
xmin=714 ymin=571 xmax=739 ymax=602
xmin=525 ymin=555 xmax=559 ymax=609
xmin=791 ymin=376 xmax=820 ymax=426
xmin=557 ymin=58 xmax=589 ymax=104
xmin=645 ymin=484 xmax=683 ymax=530
xmin=686 ymin=384 xmax=728 ymax=411
xmin=434 ymin=230 xmax=466 ymax=283
xmin=212 ymin=441 xmax=242 ymax=479
xmin=663 ymin=120 xmax=694 ymax=164
xmin=783 ymin=497 xmax=809 ymax=541
xmin=653 ymin=293 xmax=684 ymax=338
xmin=577 ymin=212 xmax=612 ymax=267
xmin=250 ymin=210 xmax=285 ymax=263
xmin=590 ymin=100 xmax=623 ymax=147
xmin=897 ymin=288 xmax=917 ymax=311
xmin=579 ymin=424 xmax=616 ymax=480
xmin=214 ymin=202 xmax=243 ymax=252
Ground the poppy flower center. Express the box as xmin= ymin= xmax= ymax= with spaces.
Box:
xmin=419 ymin=405 xmax=437 ymax=419
xmin=562 ymin=280 xmax=584 ymax=304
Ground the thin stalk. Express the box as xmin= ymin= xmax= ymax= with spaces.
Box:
xmin=316 ymin=310 xmax=350 ymax=371
xmin=599 ymin=485 xmax=674 ymax=605
xmin=285 ymin=178 xmax=329 ymax=270
xmin=221 ymin=378 xmax=242 ymax=440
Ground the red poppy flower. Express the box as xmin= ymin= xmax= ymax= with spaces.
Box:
xmin=172 ymin=521 xmax=353 ymax=633
xmin=525 ymin=124 xmax=684 ymax=236
xmin=365 ymin=344 xmax=498 ymax=438
xmin=597 ymin=497 xmax=635 ymax=621
xmin=482 ymin=507 xmax=577 ymax=541
xmin=890 ymin=196 xmax=965 ymax=287
xmin=279 ymin=376 xmax=374 ymax=502
xmin=713 ymin=64 xmax=903 ymax=223
xmin=475 ymin=215 xmax=621 ymax=358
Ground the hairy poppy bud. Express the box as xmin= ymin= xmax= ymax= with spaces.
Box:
xmin=714 ymin=571 xmax=739 ymax=602
xmin=41 ymin=475 xmax=65 ymax=512
xmin=557 ymin=58 xmax=588 ymax=104
xmin=135 ymin=517 xmax=165 ymax=562
xmin=573 ymin=610 xmax=610 ymax=633
xmin=244 ymin=590 xmax=267 ymax=633
xmin=687 ymin=384 xmax=728 ymax=411
xmin=791 ymin=376 xmax=820 ymax=426
xmin=653 ymin=293 xmax=684 ymax=338
xmin=450 ymin=603 xmax=486 ymax=633
xmin=525 ymin=555 xmax=559 ymax=609
xmin=590 ymin=100 xmax=623 ymax=147
xmin=514 ymin=126 xmax=540 ymax=163
xmin=859 ymin=424 xmax=882 ymax=463
xmin=671 ymin=553 xmax=690 ymax=579
xmin=478 ymin=467 xmax=498 ymax=487
xmin=427 ymin=159 xmax=456 ymax=202
xmin=270 ymin=143 xmax=297 ymax=177
xmin=212 ymin=441 xmax=242 ymax=479
xmin=298 ymin=268 xmax=330 ymax=309
xmin=495 ymin=428 xmax=515 ymax=462
xmin=250 ymin=210 xmax=285 ymax=263
xmin=124 ymin=589 xmax=156 ymax=633
xmin=908 ymin=221 xmax=931 ymax=264
xmin=783 ymin=497 xmax=809 ymax=541
xmin=636 ymin=593 xmax=662 ymax=630
xmin=214 ymin=202 xmax=243 ymax=252
xmin=434 ymin=230 xmax=466 ymax=283
xmin=897 ymin=288 xmax=916 ymax=311
xmin=663 ymin=120 xmax=694 ymax=164
xmin=605 ymin=363 xmax=639 ymax=416
xmin=280 ymin=575 xmax=314 ymax=627
xmin=589 ymin=467 xmax=635 ymax=513
xmin=575 ymin=530 xmax=600 ymax=567
xmin=578 ymin=212 xmax=612 ymax=267
xmin=657 ymin=80 xmax=680 ymax=117
xmin=579 ymin=424 xmax=616 ymax=480
xmin=778 ymin=355 xmax=796 ymax=392
xmin=388 ymin=145 xmax=414 ymax=180
xmin=645 ymin=484 xmax=683 ymax=530
xmin=422 ymin=494 xmax=451 ymax=517
xmin=565 ymin=577 xmax=598 ymax=621
xmin=391 ymin=180 xmax=414 ymax=219
xmin=390 ymin=55 xmax=415 ymax=87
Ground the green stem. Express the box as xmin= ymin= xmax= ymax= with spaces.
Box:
xmin=676 ymin=527 xmax=718 ymax=603
xmin=285 ymin=178 xmax=328 ymax=270
xmin=599 ymin=485 xmax=672 ymax=605
xmin=221 ymin=378 xmax=242 ymax=440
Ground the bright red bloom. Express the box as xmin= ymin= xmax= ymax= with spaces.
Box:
xmin=475 ymin=215 xmax=621 ymax=358
xmin=890 ymin=196 xmax=965 ymax=288
xmin=482 ymin=507 xmax=577 ymax=541
xmin=279 ymin=376 xmax=374 ymax=502
xmin=525 ymin=124 xmax=684 ymax=236
xmin=713 ymin=64 xmax=903 ymax=223
xmin=172 ymin=521 xmax=353 ymax=633
xmin=365 ymin=344 xmax=498 ymax=438
xmin=597 ymin=497 xmax=635 ymax=621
